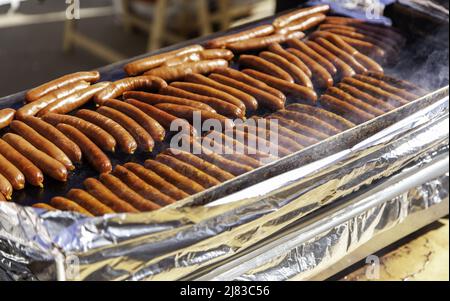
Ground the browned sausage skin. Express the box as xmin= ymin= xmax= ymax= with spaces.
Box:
xmin=241 ymin=69 xmax=318 ymax=104
xmin=287 ymin=39 xmax=337 ymax=76
xmin=42 ymin=113 xmax=117 ymax=153
xmin=10 ymin=120 xmax=75 ymax=171
xmin=2 ymin=133 xmax=68 ymax=182
xmin=163 ymin=49 xmax=235 ymax=67
xmin=319 ymin=94 xmax=375 ymax=124
xmin=97 ymin=106 xmax=155 ymax=152
xmin=0 ymin=138 xmax=44 ymax=187
xmin=37 ymin=82 xmax=110 ymax=116
xmin=99 ymin=173 xmax=162 ymax=211
xmin=57 ymin=124 xmax=112 ymax=174
xmin=277 ymin=13 xmax=326 ymax=34
xmin=0 ymin=109 xmax=15 ymax=130
xmin=268 ymin=43 xmax=313 ymax=78
xmin=0 ymin=152 xmax=25 ymax=191
xmin=273 ymin=4 xmax=330 ymax=29
xmin=239 ymin=54 xmax=294 ymax=83
xmin=25 ymin=71 xmax=100 ymax=102
xmin=287 ymin=48 xmax=333 ymax=88
xmin=227 ymin=32 xmax=305 ymax=53
xmin=83 ymin=178 xmax=139 ymax=213
xmin=23 ymin=116 xmax=83 ymax=163
xmin=145 ymin=59 xmax=229 ymax=82
xmin=123 ymin=162 xmax=189 ymax=201
xmin=16 ymin=81 xmax=91 ymax=120
xmin=93 ymin=76 xmax=167 ymax=106
xmin=206 ymin=25 xmax=275 ymax=49
xmin=67 ymin=189 xmax=115 ymax=216
xmin=51 ymin=197 xmax=94 ymax=217
xmin=124 ymin=90 xmax=216 ymax=113
xmin=103 ymin=99 xmax=166 ymax=142
xmin=124 ymin=45 xmax=204 ymax=76
xmin=76 ymin=109 xmax=137 ymax=155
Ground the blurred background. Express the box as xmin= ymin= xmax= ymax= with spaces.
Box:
xmin=0 ymin=0 xmax=296 ymax=97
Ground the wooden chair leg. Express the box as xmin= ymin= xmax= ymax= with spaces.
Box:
xmin=196 ymin=0 xmax=212 ymax=36
xmin=63 ymin=19 xmax=76 ymax=52
xmin=148 ymin=0 xmax=168 ymax=52
xmin=218 ymin=0 xmax=231 ymax=30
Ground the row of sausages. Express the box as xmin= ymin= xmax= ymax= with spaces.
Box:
xmin=34 ymin=101 xmax=358 ymax=215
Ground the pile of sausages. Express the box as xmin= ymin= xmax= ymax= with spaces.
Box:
xmin=1 ymin=5 xmax=428 ymax=213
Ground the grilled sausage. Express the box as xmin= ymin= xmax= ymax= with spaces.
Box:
xmin=326 ymin=34 xmax=386 ymax=61
xmin=162 ymin=148 xmax=235 ymax=182
xmin=0 ymin=138 xmax=44 ymax=187
xmin=124 ymin=99 xmax=197 ymax=135
xmin=0 ymin=152 xmax=25 ymax=191
xmin=0 ymin=187 xmax=8 ymax=201
xmin=364 ymin=72 xmax=427 ymax=95
xmin=23 ymin=116 xmax=83 ymax=163
xmin=278 ymin=110 xmax=341 ymax=136
xmin=313 ymin=37 xmax=367 ymax=74
xmin=353 ymin=75 xmax=418 ymax=101
xmin=42 ymin=113 xmax=117 ymax=152
xmin=57 ymin=124 xmax=112 ymax=174
xmin=16 ymin=81 xmax=91 ymax=120
xmin=0 ymin=109 xmax=15 ymax=130
xmin=206 ymin=25 xmax=275 ymax=48
xmin=319 ymin=94 xmax=375 ymax=124
xmin=268 ymin=43 xmax=312 ymax=78
xmin=164 ymin=49 xmax=235 ymax=67
xmin=84 ymin=178 xmax=139 ymax=213
xmin=209 ymin=73 xmax=285 ymax=111
xmin=170 ymin=82 xmax=246 ymax=114
xmin=287 ymin=39 xmax=337 ymax=76
xmin=3 ymin=133 xmax=68 ymax=182
xmin=286 ymin=103 xmax=356 ymax=131
xmin=99 ymin=173 xmax=161 ymax=211
xmin=239 ymin=54 xmax=294 ymax=83
xmin=287 ymin=48 xmax=333 ymax=88
xmin=270 ymin=113 xmax=330 ymax=140
xmin=315 ymin=32 xmax=384 ymax=72
xmin=242 ymin=69 xmax=317 ymax=104
xmin=144 ymin=160 xmax=205 ymax=194
xmin=277 ymin=13 xmax=326 ymax=34
xmin=262 ymin=117 xmax=320 ymax=146
xmin=326 ymin=87 xmax=385 ymax=116
xmin=76 ymin=109 xmax=137 ymax=154
xmin=159 ymin=85 xmax=242 ymax=118
xmin=25 ymin=71 xmax=100 ymax=102
xmin=273 ymin=4 xmax=330 ymax=29
xmin=123 ymin=90 xmax=216 ymax=113
xmin=337 ymin=83 xmax=396 ymax=112
xmin=113 ymin=165 xmax=176 ymax=206
xmin=156 ymin=154 xmax=221 ymax=188
xmin=97 ymin=106 xmax=154 ymax=152
xmin=305 ymin=41 xmax=356 ymax=78
xmin=187 ymin=136 xmax=254 ymax=176
xmin=93 ymin=76 xmax=167 ymax=106
xmin=342 ymin=77 xmax=409 ymax=107
xmin=37 ymin=82 xmax=110 ymax=116
xmin=185 ymin=73 xmax=258 ymax=111
xmin=67 ymin=189 xmax=115 ymax=216
xmin=227 ymin=31 xmax=305 ymax=53
xmin=123 ymin=162 xmax=189 ymax=201
xmin=213 ymin=68 xmax=286 ymax=100
xmin=103 ymin=99 xmax=166 ymax=142
xmin=145 ymin=59 xmax=229 ymax=82
xmin=33 ymin=203 xmax=57 ymax=211
xmin=10 ymin=120 xmax=74 ymax=171
xmin=0 ymin=172 xmax=13 ymax=200
xmin=259 ymin=51 xmax=313 ymax=88
xmin=155 ymin=103 xmax=234 ymax=129
xmin=124 ymin=44 xmax=204 ymax=75
xmin=51 ymin=197 xmax=94 ymax=217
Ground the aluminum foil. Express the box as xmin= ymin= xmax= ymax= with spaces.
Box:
xmin=0 ymin=89 xmax=448 ymax=281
